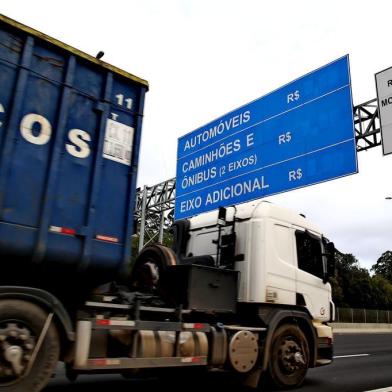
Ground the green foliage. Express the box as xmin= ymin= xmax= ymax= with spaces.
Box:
xmin=371 ymin=251 xmax=392 ymax=283
xmin=370 ymin=275 xmax=392 ymax=309
xmin=332 ymin=250 xmax=392 ymax=309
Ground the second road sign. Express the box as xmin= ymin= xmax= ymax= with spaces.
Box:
xmin=375 ymin=66 xmax=392 ymax=155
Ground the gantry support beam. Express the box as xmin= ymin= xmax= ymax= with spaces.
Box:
xmin=354 ymin=98 xmax=381 ymax=152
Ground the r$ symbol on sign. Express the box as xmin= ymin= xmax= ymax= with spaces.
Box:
xmin=288 ymin=168 xmax=302 ymax=181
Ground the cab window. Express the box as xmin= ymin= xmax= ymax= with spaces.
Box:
xmin=295 ymin=231 xmax=324 ymax=279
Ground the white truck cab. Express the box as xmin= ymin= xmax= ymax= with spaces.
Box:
xmin=167 ymin=200 xmax=335 ymax=388
xmin=185 ymin=200 xmax=334 ymax=322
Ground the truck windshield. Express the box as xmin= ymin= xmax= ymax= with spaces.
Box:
xmin=295 ymin=231 xmax=324 ymax=279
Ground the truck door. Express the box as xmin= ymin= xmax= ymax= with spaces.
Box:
xmin=294 ymin=229 xmax=331 ymax=322
xmin=260 ymin=222 xmax=296 ymax=305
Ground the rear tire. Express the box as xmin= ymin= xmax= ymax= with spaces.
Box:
xmin=266 ymin=324 xmax=309 ymax=389
xmin=0 ymin=300 xmax=60 ymax=392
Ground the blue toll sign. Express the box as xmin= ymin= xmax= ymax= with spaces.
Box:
xmin=175 ymin=55 xmax=357 ymax=220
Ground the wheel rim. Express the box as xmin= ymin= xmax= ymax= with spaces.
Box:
xmin=277 ymin=335 xmax=307 ymax=375
xmin=0 ymin=320 xmax=36 ymax=386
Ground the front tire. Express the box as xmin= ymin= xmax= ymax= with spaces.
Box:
xmin=266 ymin=324 xmax=309 ymax=389
xmin=0 ymin=300 xmax=60 ymax=392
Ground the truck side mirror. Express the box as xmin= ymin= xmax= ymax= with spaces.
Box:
xmin=217 ymin=207 xmax=227 ymax=226
xmin=324 ymin=242 xmax=336 ymax=282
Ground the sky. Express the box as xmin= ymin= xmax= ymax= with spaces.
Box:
xmin=1 ymin=0 xmax=392 ymax=270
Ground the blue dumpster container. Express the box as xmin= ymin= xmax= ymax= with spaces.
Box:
xmin=0 ymin=14 xmax=148 ymax=283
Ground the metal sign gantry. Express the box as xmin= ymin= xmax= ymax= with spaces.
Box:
xmin=135 ymin=98 xmax=381 ymax=249
xmin=134 ymin=178 xmax=176 ymax=251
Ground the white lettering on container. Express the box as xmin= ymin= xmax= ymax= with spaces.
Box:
xmin=0 ymin=103 xmax=4 ymax=128
xmin=20 ymin=113 xmax=52 ymax=145
xmin=66 ymin=129 xmax=91 ymax=158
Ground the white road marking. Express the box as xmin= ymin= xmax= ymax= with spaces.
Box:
xmin=333 ymin=353 xmax=370 ymax=359
xmin=363 ymin=387 xmax=392 ymax=392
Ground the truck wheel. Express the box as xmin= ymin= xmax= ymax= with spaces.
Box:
xmin=129 ymin=245 xmax=176 ymax=293
xmin=0 ymin=300 xmax=60 ymax=392
xmin=266 ymin=324 xmax=309 ymax=389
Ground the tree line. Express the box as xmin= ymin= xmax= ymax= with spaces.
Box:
xmin=331 ymin=250 xmax=392 ymax=309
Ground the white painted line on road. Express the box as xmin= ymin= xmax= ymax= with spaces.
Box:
xmin=333 ymin=353 xmax=370 ymax=359
xmin=363 ymin=387 xmax=392 ymax=392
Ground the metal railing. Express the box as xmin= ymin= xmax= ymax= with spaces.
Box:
xmin=336 ymin=308 xmax=392 ymax=323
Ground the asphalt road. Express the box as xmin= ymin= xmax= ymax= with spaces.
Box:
xmin=44 ymin=333 xmax=392 ymax=392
